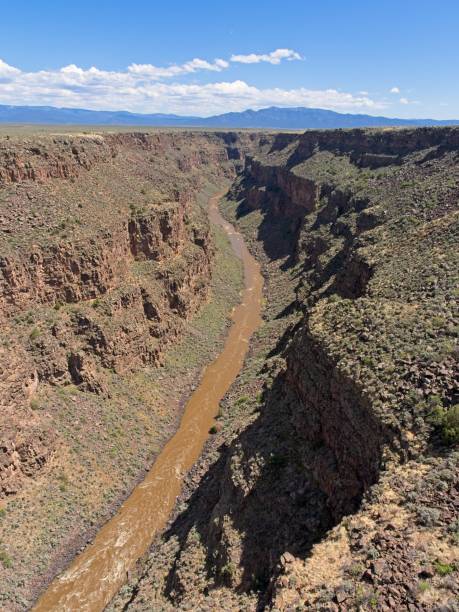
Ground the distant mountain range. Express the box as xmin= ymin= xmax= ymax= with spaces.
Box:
xmin=0 ymin=104 xmax=458 ymax=129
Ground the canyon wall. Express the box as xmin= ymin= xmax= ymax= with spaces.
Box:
xmin=118 ymin=127 xmax=458 ymax=611
xmin=1 ymin=127 xmax=457 ymax=611
xmin=0 ymin=132 xmax=222 ymax=495
xmin=243 ymin=128 xmax=457 ymax=511
xmin=0 ymin=132 xmax=256 ymax=315
xmin=0 ymin=129 xmax=271 ymax=610
xmin=0 ymin=130 xmax=274 ymax=491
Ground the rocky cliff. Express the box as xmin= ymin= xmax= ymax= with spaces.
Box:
xmin=115 ymin=128 xmax=458 ymax=611
xmin=1 ymin=127 xmax=457 ymax=611
xmin=0 ymin=129 xmax=268 ymax=609
xmin=0 ymin=133 xmax=213 ymax=493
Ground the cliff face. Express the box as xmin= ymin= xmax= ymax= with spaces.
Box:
xmin=0 ymin=129 xmax=273 ymax=609
xmin=117 ymin=128 xmax=458 ymax=612
xmin=231 ymin=130 xmax=457 ymax=526
xmin=0 ymin=130 xmax=279 ymax=612
xmin=0 ymin=198 xmax=210 ymax=317
xmin=0 ymin=132 xmax=246 ymax=316
xmin=0 ymin=133 xmax=221 ymax=497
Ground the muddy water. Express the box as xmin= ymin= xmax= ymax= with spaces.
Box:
xmin=33 ymin=191 xmax=263 ymax=612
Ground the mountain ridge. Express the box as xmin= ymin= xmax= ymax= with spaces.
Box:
xmin=1 ymin=103 xmax=458 ymax=128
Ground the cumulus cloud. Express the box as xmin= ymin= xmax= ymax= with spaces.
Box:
xmin=0 ymin=59 xmax=20 ymax=76
xmin=0 ymin=56 xmax=383 ymax=116
xmin=399 ymin=97 xmax=409 ymax=104
xmin=230 ymin=48 xmax=302 ymax=64
xmin=128 ymin=57 xmax=229 ymax=78
xmin=390 ymin=86 xmax=400 ymax=94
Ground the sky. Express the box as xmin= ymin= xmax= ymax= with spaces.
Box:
xmin=0 ymin=0 xmax=458 ymax=118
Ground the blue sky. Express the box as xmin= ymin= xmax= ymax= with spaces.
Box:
xmin=0 ymin=0 xmax=457 ymax=118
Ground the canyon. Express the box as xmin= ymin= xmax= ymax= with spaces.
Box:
xmin=0 ymin=127 xmax=457 ymax=611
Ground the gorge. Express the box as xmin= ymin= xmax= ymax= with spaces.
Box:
xmin=0 ymin=127 xmax=457 ymax=611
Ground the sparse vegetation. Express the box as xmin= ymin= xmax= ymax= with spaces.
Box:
xmin=29 ymin=327 xmax=41 ymax=341
xmin=434 ymin=561 xmax=456 ymax=576
xmin=30 ymin=398 xmax=40 ymax=411
xmin=0 ymin=550 xmax=12 ymax=569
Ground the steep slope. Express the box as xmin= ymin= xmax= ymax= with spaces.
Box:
xmin=0 ymin=129 xmax=267 ymax=609
xmin=113 ymin=128 xmax=458 ymax=611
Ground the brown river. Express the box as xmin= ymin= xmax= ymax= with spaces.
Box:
xmin=33 ymin=191 xmax=264 ymax=611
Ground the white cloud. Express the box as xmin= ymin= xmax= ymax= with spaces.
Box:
xmin=400 ymin=97 xmax=409 ymax=104
xmin=0 ymin=57 xmax=384 ymax=116
xmin=128 ymin=57 xmax=229 ymax=78
xmin=390 ymin=86 xmax=400 ymax=94
xmin=0 ymin=59 xmax=21 ymax=76
xmin=231 ymin=48 xmax=302 ymax=64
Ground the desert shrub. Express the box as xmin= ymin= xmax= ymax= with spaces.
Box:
xmin=348 ymin=562 xmax=364 ymax=577
xmin=235 ymin=395 xmax=249 ymax=406
xmin=366 ymin=547 xmax=379 ymax=560
xmin=29 ymin=327 xmax=41 ymax=341
xmin=415 ymin=506 xmax=441 ymax=526
xmin=57 ymin=384 xmax=79 ymax=397
xmin=221 ymin=562 xmax=236 ymax=584
xmin=442 ymin=405 xmax=459 ymax=445
xmin=30 ymin=398 xmax=40 ymax=411
xmin=0 ymin=550 xmax=12 ymax=568
xmin=428 ymin=404 xmax=459 ymax=445
xmin=434 ymin=561 xmax=456 ymax=576
xmin=418 ymin=580 xmax=430 ymax=592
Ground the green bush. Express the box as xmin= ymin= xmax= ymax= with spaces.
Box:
xmin=434 ymin=561 xmax=456 ymax=576
xmin=29 ymin=327 xmax=41 ymax=341
xmin=442 ymin=405 xmax=459 ymax=445
xmin=428 ymin=405 xmax=459 ymax=445
xmin=221 ymin=562 xmax=236 ymax=582
xmin=418 ymin=580 xmax=430 ymax=592
xmin=0 ymin=550 xmax=12 ymax=568
xmin=235 ymin=396 xmax=249 ymax=406
xmin=30 ymin=398 xmax=40 ymax=411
